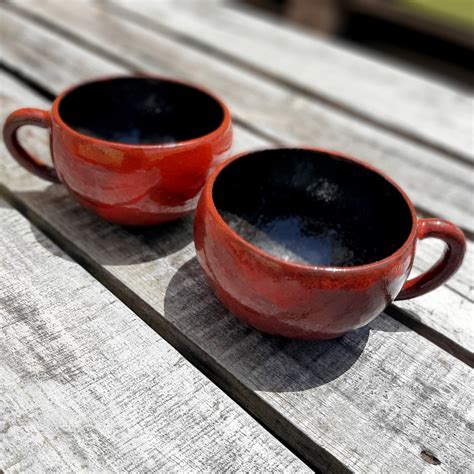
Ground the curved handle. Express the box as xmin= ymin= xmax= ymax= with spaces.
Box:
xmin=396 ymin=218 xmax=466 ymax=300
xmin=3 ymin=108 xmax=60 ymax=183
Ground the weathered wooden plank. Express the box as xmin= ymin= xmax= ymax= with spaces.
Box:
xmin=6 ymin=0 xmax=474 ymax=235
xmin=1 ymin=6 xmax=472 ymax=355
xmin=0 ymin=201 xmax=307 ymax=472
xmin=1 ymin=75 xmax=473 ymax=472
xmin=105 ymin=0 xmax=474 ymax=162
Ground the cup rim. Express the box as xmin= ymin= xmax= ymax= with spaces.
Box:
xmin=51 ymin=74 xmax=232 ymax=149
xmin=205 ymin=147 xmax=418 ymax=273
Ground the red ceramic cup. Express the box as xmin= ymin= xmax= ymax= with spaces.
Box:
xmin=194 ymin=148 xmax=466 ymax=339
xmin=3 ymin=76 xmax=232 ymax=225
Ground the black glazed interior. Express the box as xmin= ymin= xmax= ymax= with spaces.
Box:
xmin=213 ymin=149 xmax=413 ymax=267
xmin=58 ymin=77 xmax=225 ymax=145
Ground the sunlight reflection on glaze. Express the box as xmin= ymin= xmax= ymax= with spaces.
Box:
xmin=221 ymin=212 xmax=360 ymax=266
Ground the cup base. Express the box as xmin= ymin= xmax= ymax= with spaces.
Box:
xmin=203 ymin=273 xmax=348 ymax=340
xmin=72 ymin=192 xmax=193 ymax=226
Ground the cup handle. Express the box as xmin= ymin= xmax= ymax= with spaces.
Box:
xmin=3 ymin=108 xmax=60 ymax=183
xmin=396 ymin=218 xmax=466 ymax=300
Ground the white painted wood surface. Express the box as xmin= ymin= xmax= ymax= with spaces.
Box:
xmin=1 ymin=74 xmax=473 ymax=472
xmin=0 ymin=201 xmax=307 ymax=472
xmin=107 ymin=0 xmax=474 ymax=162
xmin=7 ymin=1 xmax=474 ymax=234
xmin=1 ymin=5 xmax=472 ymax=356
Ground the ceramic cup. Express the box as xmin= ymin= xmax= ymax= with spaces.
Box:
xmin=194 ymin=148 xmax=466 ymax=339
xmin=3 ymin=76 xmax=232 ymax=225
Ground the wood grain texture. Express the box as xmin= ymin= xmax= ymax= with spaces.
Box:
xmin=105 ymin=0 xmax=474 ymax=162
xmin=1 ymin=5 xmax=473 ymax=355
xmin=1 ymin=74 xmax=473 ymax=472
xmin=5 ymin=0 xmax=474 ymax=235
xmin=0 ymin=202 xmax=307 ymax=473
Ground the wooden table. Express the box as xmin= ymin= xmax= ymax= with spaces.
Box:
xmin=1 ymin=1 xmax=473 ymax=471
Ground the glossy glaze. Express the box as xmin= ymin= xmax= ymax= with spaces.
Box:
xmin=194 ymin=148 xmax=466 ymax=339
xmin=3 ymin=76 xmax=232 ymax=225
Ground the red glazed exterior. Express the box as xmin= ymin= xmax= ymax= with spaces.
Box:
xmin=194 ymin=149 xmax=466 ymax=339
xmin=4 ymin=76 xmax=232 ymax=225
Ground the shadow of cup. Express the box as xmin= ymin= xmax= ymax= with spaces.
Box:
xmin=164 ymin=257 xmax=372 ymax=392
xmin=22 ymin=185 xmax=194 ymax=265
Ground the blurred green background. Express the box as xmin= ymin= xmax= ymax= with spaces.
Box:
xmin=399 ymin=0 xmax=474 ymax=27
